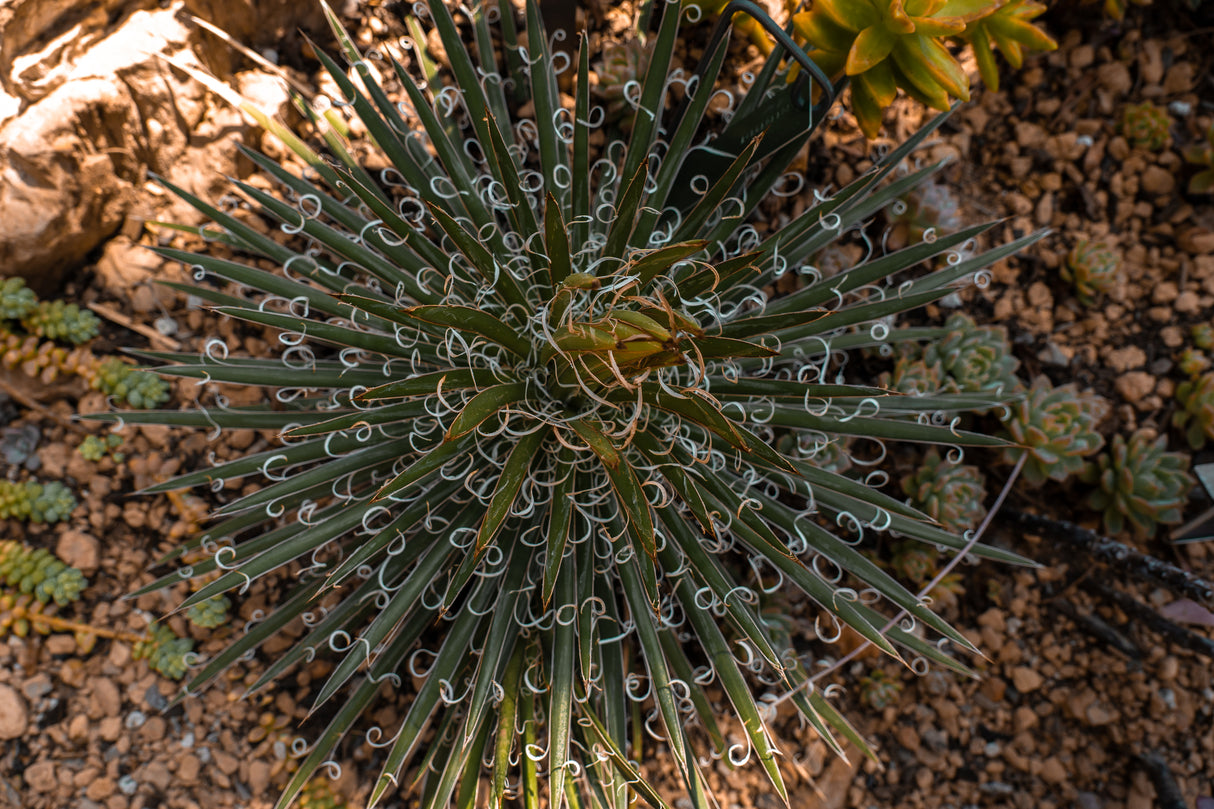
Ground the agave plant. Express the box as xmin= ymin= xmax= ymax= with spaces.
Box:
xmin=90 ymin=2 xmax=1039 ymax=807
xmin=1081 ymin=430 xmax=1193 ymax=538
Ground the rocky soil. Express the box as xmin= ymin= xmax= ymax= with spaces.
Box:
xmin=1 ymin=1 xmax=1213 ymax=809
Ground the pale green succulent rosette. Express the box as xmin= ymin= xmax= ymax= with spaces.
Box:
xmin=1081 ymin=430 xmax=1194 ymax=539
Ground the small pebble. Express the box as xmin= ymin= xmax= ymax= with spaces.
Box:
xmin=0 ymin=685 xmax=28 ymax=739
xmin=125 ymin=711 xmax=147 ymax=730
xmin=118 ymin=775 xmax=138 ymax=796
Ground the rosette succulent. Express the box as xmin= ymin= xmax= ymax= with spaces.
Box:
xmin=890 ymin=182 xmax=963 ymax=244
xmin=881 ymin=355 xmax=949 ymax=395
xmin=923 ymin=312 xmax=1020 ymax=395
xmin=1001 ymin=377 xmax=1108 ymax=485
xmin=1121 ymin=102 xmax=1171 ymax=151
xmin=90 ymin=3 xmax=1038 ymax=807
xmin=593 ymin=38 xmax=651 ymax=126
xmin=1062 ymin=239 xmax=1120 ymax=306
xmin=1174 ymin=371 xmax=1214 ymax=449
xmin=791 ymin=0 xmax=1054 ymax=138
xmin=1184 ymin=123 xmax=1214 ymax=195
xmin=1081 ymin=430 xmax=1194 ymax=538
xmin=901 ymin=447 xmax=987 ymax=533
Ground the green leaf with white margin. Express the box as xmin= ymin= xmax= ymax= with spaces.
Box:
xmin=491 ymin=645 xmax=526 ymax=808
xmin=662 ymin=543 xmax=788 ymax=804
xmin=577 ymin=712 xmax=675 ymax=809
xmin=401 ymin=305 xmax=531 ymax=359
xmin=567 ymin=418 xmax=655 ymax=562
xmin=375 ymin=434 xmax=475 ymax=501
xmin=461 ymin=548 xmax=530 ymax=748
xmin=617 ymin=555 xmax=709 ymax=806
xmin=443 ymin=427 xmax=550 ymax=606
xmin=548 ymin=550 xmax=578 ymax=809
xmin=445 ymin=382 xmax=530 ymax=441
xmin=542 ymin=444 xmax=577 ymax=604
xmin=367 ymin=578 xmax=494 ymax=809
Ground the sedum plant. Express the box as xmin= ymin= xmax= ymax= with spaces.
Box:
xmin=0 ymin=541 xmax=88 ymax=606
xmin=0 ymin=480 xmax=78 ymax=524
xmin=1174 ymin=371 xmax=1214 ymax=449
xmin=1184 ymin=123 xmax=1214 ymax=195
xmin=1000 ymin=376 xmax=1108 ymax=486
xmin=1080 ymin=430 xmax=1193 ymax=538
xmin=922 ymin=312 xmax=1019 ymax=395
xmin=93 ymin=2 xmax=1041 ymax=807
xmin=1121 ymin=102 xmax=1171 ymax=151
xmin=901 ymin=447 xmax=987 ymax=533
xmin=1062 ymin=239 xmax=1121 ymax=306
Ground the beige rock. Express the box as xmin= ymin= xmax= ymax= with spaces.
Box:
xmin=1011 ymin=666 xmax=1043 ymax=693
xmin=85 ymin=776 xmax=115 ymax=801
xmin=1040 ymin=756 xmax=1067 ymax=784
xmin=87 ymin=678 xmax=122 ymax=719
xmin=1140 ymin=166 xmax=1175 ymax=196
xmin=247 ymin=759 xmax=272 ymax=797
xmin=1105 ymin=345 xmax=1147 ymax=373
xmin=56 ymin=530 xmax=100 ymax=574
xmin=142 ymin=761 xmax=171 ymax=792
xmin=177 ymin=754 xmax=202 ymax=784
xmin=24 ymin=759 xmax=57 ymax=793
xmin=0 ymin=684 xmax=28 ymax=739
xmin=1114 ymin=371 xmax=1155 ymax=405
xmin=212 ymin=750 xmax=240 ymax=775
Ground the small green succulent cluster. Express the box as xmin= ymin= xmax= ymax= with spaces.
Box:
xmin=1174 ymin=371 xmax=1214 ymax=449
xmin=593 ymin=38 xmax=651 ymax=126
xmin=1001 ymin=377 xmax=1108 ymax=486
xmin=881 ymin=356 xmax=949 ymax=395
xmin=21 ymin=300 xmax=101 ymax=345
xmin=902 ymin=448 xmax=987 ymax=533
xmin=1081 ymin=430 xmax=1193 ymax=538
xmin=1184 ymin=123 xmax=1214 ymax=195
xmin=2 ymin=424 xmax=41 ymax=471
xmin=299 ymin=778 xmax=347 ymax=809
xmin=133 ymin=623 xmax=194 ymax=680
xmin=186 ymin=594 xmax=231 ymax=629
xmin=0 ymin=278 xmax=99 ymax=344
xmin=888 ymin=540 xmax=937 ymax=585
xmin=78 ymin=432 xmax=126 ymax=463
xmin=923 ymin=313 xmax=1021 ymax=395
xmin=1178 ymin=349 xmax=1210 ymax=377
xmin=857 ymin=668 xmax=903 ymax=710
xmin=891 ymin=182 xmax=963 ymax=244
xmin=1062 ymin=239 xmax=1120 ymax=306
xmin=91 ymin=357 xmax=170 ymax=409
xmin=1121 ymin=102 xmax=1171 ymax=151
xmin=0 ymin=480 xmax=78 ymax=524
xmin=0 ymin=278 xmax=37 ymax=319
xmin=0 ymin=541 xmax=88 ymax=606
xmin=1192 ymin=324 xmax=1214 ymax=352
